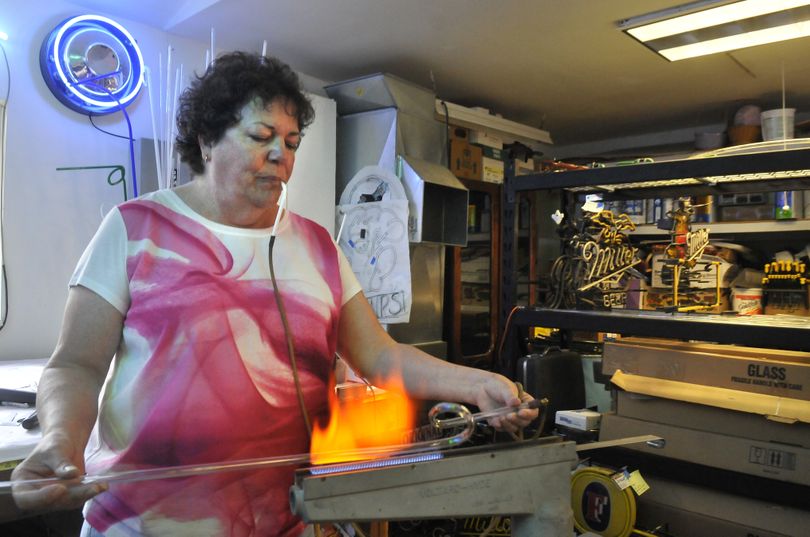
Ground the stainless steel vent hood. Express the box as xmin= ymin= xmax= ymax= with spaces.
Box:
xmin=325 ymin=73 xmax=468 ymax=246
xmin=324 ymin=72 xmax=436 ymax=121
xmin=400 ymin=156 xmax=468 ymax=245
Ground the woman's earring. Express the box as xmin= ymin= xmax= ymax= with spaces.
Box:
xmin=203 ymin=153 xmax=211 ymax=162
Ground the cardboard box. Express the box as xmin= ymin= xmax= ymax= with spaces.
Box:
xmin=611 ymin=369 xmax=810 ymax=425
xmin=555 ymin=409 xmax=601 ymax=430
xmin=480 ymin=146 xmax=535 ymax=179
xmin=615 ymin=390 xmax=810 ymax=448
xmin=765 ymin=289 xmax=809 ymax=316
xmin=481 ymin=156 xmax=504 ymax=183
xmin=636 ymin=474 xmax=810 ymax=537
xmin=614 ymin=278 xmax=645 ymax=310
xmin=602 ymin=338 xmax=810 ymax=401
xmin=469 ymin=129 xmax=503 ymax=149
xmin=479 ymin=145 xmax=504 ymax=161
xmin=514 ymin=158 xmax=535 ymax=176
xmin=616 ymin=337 xmax=810 ymax=362
xmin=651 ymin=253 xmax=736 ymax=288
xmin=643 ymin=287 xmax=729 ymax=313
xmin=599 ymin=412 xmax=810 ymax=486
xmin=450 ymin=139 xmax=482 ymax=181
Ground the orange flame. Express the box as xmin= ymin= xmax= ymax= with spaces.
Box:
xmin=310 ymin=375 xmax=417 ymax=465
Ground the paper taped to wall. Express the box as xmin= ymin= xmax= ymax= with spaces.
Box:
xmin=337 ymin=166 xmax=412 ymax=324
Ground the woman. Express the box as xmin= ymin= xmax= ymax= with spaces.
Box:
xmin=12 ymin=52 xmax=536 ymax=536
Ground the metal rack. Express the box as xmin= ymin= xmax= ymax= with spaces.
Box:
xmin=499 ymin=148 xmax=810 ymax=350
xmin=501 ymin=308 xmax=810 ymax=359
xmin=504 ymin=148 xmax=810 ymax=201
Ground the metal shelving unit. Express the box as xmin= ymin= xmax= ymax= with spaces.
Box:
xmin=507 ymin=307 xmax=810 ymax=352
xmin=499 ymin=148 xmax=810 ymax=350
xmin=630 ymin=219 xmax=810 ymax=236
xmin=504 ymin=148 xmax=810 ymax=201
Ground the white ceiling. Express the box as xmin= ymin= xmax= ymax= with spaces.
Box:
xmin=70 ymin=0 xmax=810 ymax=149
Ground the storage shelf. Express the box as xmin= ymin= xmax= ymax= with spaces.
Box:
xmin=467 ymin=230 xmax=527 ymax=242
xmin=466 ymin=232 xmax=492 ymax=242
xmin=506 ymin=148 xmax=810 ymax=200
xmin=510 ymin=308 xmax=810 ymax=352
xmin=500 ymin=147 xmax=810 ymax=355
xmin=630 ymin=219 xmax=810 ymax=236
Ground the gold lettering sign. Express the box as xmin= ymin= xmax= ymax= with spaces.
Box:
xmin=686 ymin=228 xmax=709 ymax=262
xmin=579 ymin=240 xmax=640 ymax=291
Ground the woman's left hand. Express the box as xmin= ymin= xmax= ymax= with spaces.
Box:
xmin=473 ymin=373 xmax=539 ymax=433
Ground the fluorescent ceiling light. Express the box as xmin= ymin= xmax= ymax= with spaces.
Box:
xmin=620 ymin=0 xmax=810 ymax=61
xmin=661 ymin=20 xmax=810 ymax=60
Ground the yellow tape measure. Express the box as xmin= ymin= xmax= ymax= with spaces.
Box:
xmin=571 ymin=466 xmax=636 ymax=537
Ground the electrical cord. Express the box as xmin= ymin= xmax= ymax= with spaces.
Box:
xmin=93 ymin=85 xmax=139 ymax=198
xmin=88 ymin=114 xmax=132 ymax=140
xmin=268 ymin=233 xmax=312 ymax=436
xmin=495 ymin=305 xmax=522 ymax=375
xmin=266 ymin=184 xmax=313 ymax=438
xmin=72 ymin=71 xmax=139 ymax=198
xmin=440 ymin=100 xmax=451 ymax=170
xmin=0 ymin=41 xmax=10 ymax=331
xmin=0 ymin=266 xmax=7 ymax=332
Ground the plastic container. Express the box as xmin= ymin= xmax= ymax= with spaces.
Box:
xmin=760 ymin=108 xmax=795 ymax=141
xmin=731 ymin=287 xmax=763 ymax=315
xmin=694 ymin=131 xmax=725 ymax=149
xmin=727 ymin=124 xmax=761 ymax=145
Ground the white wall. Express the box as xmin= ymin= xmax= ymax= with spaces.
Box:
xmin=0 ymin=0 xmax=335 ymax=360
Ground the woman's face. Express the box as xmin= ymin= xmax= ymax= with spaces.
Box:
xmin=205 ymin=97 xmax=301 ymax=217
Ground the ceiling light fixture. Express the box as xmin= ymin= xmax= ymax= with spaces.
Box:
xmin=618 ymin=0 xmax=810 ymax=61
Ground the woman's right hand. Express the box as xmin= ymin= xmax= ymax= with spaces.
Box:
xmin=10 ymin=432 xmax=105 ymax=513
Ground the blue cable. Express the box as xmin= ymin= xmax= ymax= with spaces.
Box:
xmin=73 ymin=71 xmax=140 ymax=198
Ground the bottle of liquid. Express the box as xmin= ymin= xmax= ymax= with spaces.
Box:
xmin=776 ymin=191 xmax=796 ymax=220
xmin=467 ymin=204 xmax=478 ymax=233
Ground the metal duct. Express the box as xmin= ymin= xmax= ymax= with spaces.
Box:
xmin=326 ymin=73 xmax=471 ymax=358
xmin=326 ymin=74 xmax=468 ymax=246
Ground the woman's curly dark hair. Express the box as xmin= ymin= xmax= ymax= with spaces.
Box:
xmin=175 ymin=51 xmax=315 ymax=174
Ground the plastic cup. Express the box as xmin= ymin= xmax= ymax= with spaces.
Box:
xmin=760 ymin=108 xmax=795 ymax=141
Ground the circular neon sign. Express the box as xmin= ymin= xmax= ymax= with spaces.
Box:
xmin=39 ymin=15 xmax=145 ymax=115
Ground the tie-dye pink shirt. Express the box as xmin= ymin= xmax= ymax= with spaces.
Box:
xmin=69 ymin=189 xmax=361 ymax=537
